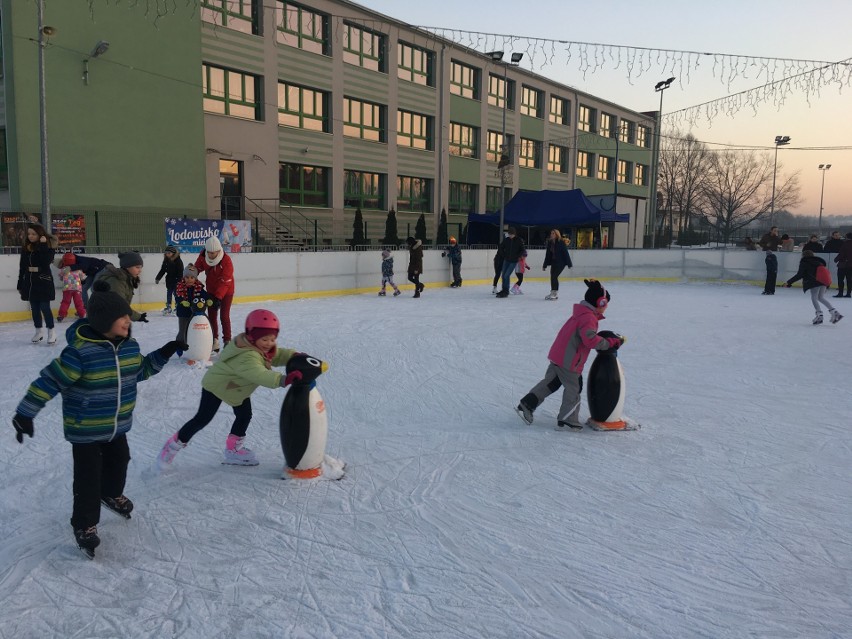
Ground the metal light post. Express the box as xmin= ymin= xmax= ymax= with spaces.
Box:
xmin=770 ymin=135 xmax=790 ymax=226
xmin=487 ymin=50 xmax=523 ymax=243
xmin=649 ymin=76 xmax=675 ymax=248
xmin=818 ymin=163 xmax=832 ymax=238
xmin=37 ymin=0 xmax=54 ymax=228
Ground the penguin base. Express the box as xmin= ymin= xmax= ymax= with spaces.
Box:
xmin=586 ymin=417 xmax=640 ymax=431
xmin=283 ymin=466 xmax=322 ymax=479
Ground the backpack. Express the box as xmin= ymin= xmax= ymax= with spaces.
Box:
xmin=815 ymin=264 xmax=832 ymax=287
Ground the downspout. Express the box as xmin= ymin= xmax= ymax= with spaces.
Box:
xmin=436 ymin=45 xmax=446 ymax=228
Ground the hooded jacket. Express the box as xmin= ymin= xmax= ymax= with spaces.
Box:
xmin=407 ymin=240 xmax=423 ymax=275
xmin=17 ymin=236 xmax=57 ymax=302
xmin=543 ymin=238 xmax=572 ymax=270
xmin=155 ymin=251 xmax=185 ymax=289
xmin=93 ymin=264 xmax=144 ymax=321
xmin=786 ymin=254 xmax=828 ymax=292
xmin=15 ymin=320 xmax=167 ymax=443
xmin=547 ymin=302 xmax=617 ymax=374
xmin=201 ymin=333 xmax=296 ymax=406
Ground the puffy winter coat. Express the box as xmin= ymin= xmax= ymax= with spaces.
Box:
xmin=155 ymin=254 xmax=185 ymax=289
xmin=93 ymin=265 xmax=144 ymax=321
xmin=547 ymin=302 xmax=617 ymax=374
xmin=444 ymin=244 xmax=462 ymax=265
xmin=543 ymin=239 xmax=572 ymax=270
xmin=407 ymin=240 xmax=424 ymax=275
xmin=17 ymin=239 xmax=57 ymax=302
xmin=786 ymin=254 xmax=828 ymax=292
xmin=174 ymin=280 xmax=211 ymax=318
xmin=195 ymin=250 xmax=235 ymax=300
xmin=381 ymin=257 xmax=395 ymax=277
xmin=834 ymin=239 xmax=852 ymax=268
xmin=15 ymin=320 xmax=168 ymax=444
xmin=201 ymin=333 xmax=296 ymax=406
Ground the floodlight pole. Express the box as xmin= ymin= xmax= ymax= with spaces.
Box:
xmin=818 ymin=164 xmax=831 ymax=237
xmin=37 ymin=0 xmax=51 ymax=228
xmin=649 ymin=77 xmax=674 ymax=248
xmin=770 ymin=135 xmax=790 ymax=227
xmin=499 ymin=61 xmax=508 ymax=242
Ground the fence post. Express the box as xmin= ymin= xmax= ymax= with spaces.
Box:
xmin=314 ymin=219 xmax=318 ymax=252
xmin=95 ymin=210 xmax=100 ymax=248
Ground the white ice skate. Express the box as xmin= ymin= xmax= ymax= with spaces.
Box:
xmin=223 ymin=435 xmax=259 ymax=466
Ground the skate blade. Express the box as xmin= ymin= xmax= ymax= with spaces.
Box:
xmin=514 ymin=406 xmax=533 ymax=426
xmin=78 ymin=546 xmax=96 ymax=559
xmin=222 ymin=459 xmax=260 ymax=466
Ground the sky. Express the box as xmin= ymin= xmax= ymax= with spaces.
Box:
xmin=360 ymin=0 xmax=852 ymax=220
xmin=0 ymin=279 xmax=849 ymax=637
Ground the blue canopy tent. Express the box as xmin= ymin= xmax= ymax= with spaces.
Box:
xmin=466 ymin=189 xmax=629 ymax=245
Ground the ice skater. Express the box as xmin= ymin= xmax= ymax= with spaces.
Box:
xmin=516 ymin=279 xmax=624 ymax=430
xmin=762 ymin=249 xmax=777 ymax=295
xmin=378 ymin=249 xmax=401 ymax=296
xmin=154 ymin=245 xmax=183 ymax=315
xmin=511 ymin=250 xmax=530 ymax=294
xmin=442 ymin=237 xmax=463 ymax=287
xmin=406 ymin=237 xmax=424 ymax=298
xmin=56 ymin=252 xmax=86 ymax=322
xmin=174 ymin=264 xmax=212 ymax=357
xmin=784 ymin=250 xmax=842 ymax=324
xmin=11 ymin=281 xmax=181 ymax=557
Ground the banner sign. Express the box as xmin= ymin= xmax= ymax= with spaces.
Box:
xmin=52 ymin=215 xmax=87 ymax=247
xmin=164 ymin=218 xmax=253 ymax=253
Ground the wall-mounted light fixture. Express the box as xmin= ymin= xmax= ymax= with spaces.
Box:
xmin=82 ymin=40 xmax=110 ymax=85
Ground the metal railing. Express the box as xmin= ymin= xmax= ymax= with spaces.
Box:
xmin=216 ymin=196 xmax=330 ymax=249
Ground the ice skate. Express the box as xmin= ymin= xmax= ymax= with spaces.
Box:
xmin=378 ymin=290 xmax=386 ymax=296
xmin=392 ymin=290 xmax=401 ymax=296
xmin=47 ymin=328 xmax=57 ymax=345
xmin=212 ymin=338 xmax=220 ymax=353
xmin=813 ymin=311 xmax=824 ymax=325
xmin=73 ymin=525 xmax=100 ymax=558
xmin=515 ymin=402 xmax=534 ymax=425
xmin=161 ymin=305 xmax=172 ymax=316
xmin=101 ymin=495 xmax=134 ymax=519
xmin=510 ymin=284 xmax=520 ymax=295
xmin=830 ymin=309 xmax=843 ymax=324
xmin=56 ymin=315 xmax=65 ymax=323
xmin=555 ymin=421 xmax=583 ymax=432
xmin=31 ymin=328 xmax=44 ymax=343
xmin=158 ymin=432 xmax=186 ymax=469
xmin=492 ymin=286 xmax=497 ymax=295
xmin=223 ymin=434 xmax=259 ymax=466
xmin=545 ymin=291 xmax=558 ymax=300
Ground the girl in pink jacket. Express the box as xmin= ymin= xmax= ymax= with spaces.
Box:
xmin=516 ymin=279 xmax=623 ymax=430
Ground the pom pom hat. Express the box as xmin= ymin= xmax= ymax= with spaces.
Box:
xmin=118 ymin=251 xmax=143 ymax=269
xmin=87 ymin=280 xmax=133 ymax=335
xmin=584 ymin=279 xmax=611 ymax=310
xmin=183 ymin=264 xmax=199 ymax=278
xmin=381 ymin=250 xmax=391 ymax=259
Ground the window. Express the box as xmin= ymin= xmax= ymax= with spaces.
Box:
xmin=449 ymin=122 xmax=478 ymax=158
xmin=617 ymin=160 xmax=632 ymax=184
xmin=397 ymin=176 xmax=432 ymax=213
xmin=487 ymin=74 xmax=514 ymax=110
xmin=518 ymin=138 xmax=541 ymax=169
xmin=202 ymin=63 xmax=262 ymax=120
xmin=450 ymin=61 xmax=479 ymax=99
xmin=597 ymin=156 xmax=613 ymax=181
xmin=637 ymin=125 xmax=650 ymax=148
xmin=397 ymin=110 xmax=432 ymax=150
xmin=278 ymin=82 xmax=329 ymax=132
xmin=576 ymin=150 xmax=593 ymax=177
xmin=398 ymin=42 xmax=434 ymax=86
xmin=486 ymin=131 xmax=513 ymax=164
xmin=201 ymin=0 xmax=258 ymax=35
xmin=486 ymin=186 xmax=512 ymax=212
xmin=578 ymin=105 xmax=596 ymax=133
xmin=520 ymin=86 xmax=543 ymax=118
xmin=549 ymin=96 xmax=570 ymax=125
xmin=344 ymin=170 xmax=385 ymax=209
xmin=343 ymin=23 xmax=385 ymax=72
xmin=279 ymin=163 xmax=329 ymax=207
xmin=0 ymin=129 xmax=7 ymax=190
xmin=599 ymin=113 xmax=614 ymax=138
xmin=635 ymin=164 xmax=648 ymax=186
xmin=449 ymin=181 xmax=477 ymax=214
xmin=276 ymin=1 xmax=329 ymax=55
xmin=343 ymin=97 xmax=385 ymax=142
xmin=548 ymin=145 xmax=568 ymax=173
xmin=619 ymin=119 xmax=634 ymax=143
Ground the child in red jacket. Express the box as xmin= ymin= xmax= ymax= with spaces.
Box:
xmin=516 ymin=279 xmax=624 ymax=431
xmin=195 ymin=236 xmax=235 ymax=352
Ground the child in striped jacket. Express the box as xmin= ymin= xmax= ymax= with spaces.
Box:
xmin=11 ymin=281 xmax=183 ymax=557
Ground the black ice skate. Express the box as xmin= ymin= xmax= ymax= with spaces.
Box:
xmin=73 ymin=525 xmax=100 ymax=559
xmin=101 ymin=495 xmax=134 ymax=519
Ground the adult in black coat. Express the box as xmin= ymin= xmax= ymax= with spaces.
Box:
xmin=823 ymin=230 xmax=844 ymax=254
xmin=496 ymin=227 xmax=525 ymax=298
xmin=406 ymin=237 xmax=425 ymax=298
xmin=542 ymin=229 xmax=573 ymax=300
xmin=833 ymin=232 xmax=852 ymax=297
xmin=17 ymin=223 xmax=57 ymax=343
xmin=801 ymin=235 xmax=823 ymax=253
xmin=74 ymin=254 xmax=112 ymax=304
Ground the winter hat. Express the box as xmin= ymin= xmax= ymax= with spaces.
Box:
xmin=381 ymin=250 xmax=391 ymax=259
xmin=583 ymin=279 xmax=611 ymax=309
xmin=406 ymin=237 xmax=415 ymax=247
xmin=205 ymin=236 xmax=222 ymax=253
xmin=449 ymin=236 xmax=457 ymax=244
xmin=164 ymin=245 xmax=179 ymax=256
xmin=61 ymin=252 xmax=76 ymax=267
xmin=183 ymin=264 xmax=199 ymax=278
xmin=247 ymin=326 xmax=279 ymax=343
xmin=118 ymin=251 xmax=143 ymax=269
xmin=802 ymin=250 xmax=815 ymax=258
xmin=87 ymin=280 xmax=133 ymax=335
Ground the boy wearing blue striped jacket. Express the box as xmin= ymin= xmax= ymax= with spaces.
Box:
xmin=11 ymin=281 xmax=184 ymax=557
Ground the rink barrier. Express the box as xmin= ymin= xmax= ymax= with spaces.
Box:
xmin=0 ymin=249 xmax=822 ymax=323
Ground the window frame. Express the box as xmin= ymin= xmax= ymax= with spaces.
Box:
xmin=547 ymin=144 xmax=568 ymax=173
xmin=450 ymin=60 xmax=479 ymax=100
xmin=344 ymin=169 xmax=386 ymax=210
xmin=487 ymin=74 xmax=514 ymax=110
xmin=202 ymin=63 xmax=262 ymax=121
xmin=343 ymin=96 xmax=386 ymax=143
xmin=636 ymin=125 xmax=650 ymax=148
xmin=486 ymin=185 xmax=513 ymax=212
xmin=597 ymin=155 xmax=614 ymax=181
xmin=618 ymin=119 xmax=634 ymax=144
xmin=397 ymin=41 xmax=434 ymax=87
xmin=520 ymin=85 xmax=543 ymax=118
xmin=549 ymin=95 xmax=570 ymax=125
xmin=617 ymin=159 xmax=632 ymax=184
xmin=279 ymin=163 xmax=330 ymax=207
xmin=201 ymin=0 xmax=259 ymax=35
xmin=448 ymin=181 xmax=477 ymax=214
xmin=599 ymin=112 xmax=614 ymax=139
xmin=576 ymin=150 xmax=594 ymax=177
xmin=578 ymin=105 xmax=597 ymax=133
xmin=635 ymin=164 xmax=648 ymax=186
xmin=342 ymin=22 xmax=386 ymax=72
xmin=396 ymin=109 xmax=433 ymax=151
xmin=397 ymin=175 xmax=433 ymax=213
xmin=518 ymin=138 xmax=541 ymax=169
xmin=449 ymin=122 xmax=479 ymax=159
xmin=276 ymin=1 xmax=329 ymax=55
xmin=277 ymin=81 xmax=329 ymax=132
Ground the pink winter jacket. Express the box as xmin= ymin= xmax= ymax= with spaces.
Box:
xmin=547 ymin=302 xmax=613 ymax=373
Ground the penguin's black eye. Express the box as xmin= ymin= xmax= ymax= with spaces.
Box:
xmin=307 ymin=357 xmax=321 ymax=368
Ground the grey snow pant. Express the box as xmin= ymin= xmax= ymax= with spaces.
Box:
xmin=521 ymin=362 xmax=583 ymax=427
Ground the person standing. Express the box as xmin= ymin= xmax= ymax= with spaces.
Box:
xmin=492 ymin=242 xmax=505 ymax=295
xmin=154 ymin=245 xmax=184 ymax=315
xmin=784 ymin=250 xmax=842 ymax=324
xmin=56 ymin=252 xmax=87 ymax=322
xmin=543 ymin=229 xmax=572 ymax=300
xmin=780 ymin=234 xmax=795 ymax=252
xmin=442 ymin=237 xmax=463 ymax=288
xmin=195 ymin=236 xmax=235 ymax=352
xmin=759 ymin=226 xmax=782 ymax=252
xmin=496 ymin=227 xmax=525 ymax=298
xmin=833 ymin=232 xmax=852 ymax=298
xmin=378 ymin=250 xmax=401 ymax=296
xmin=802 ymin=235 xmax=823 ymax=253
xmin=17 ymin=223 xmax=57 ymax=345
xmin=511 ymin=250 xmax=530 ymax=294
xmin=823 ymin=230 xmax=844 ymax=255
xmin=762 ymin=250 xmax=778 ymax=295
xmin=406 ymin=237 xmax=424 ymax=298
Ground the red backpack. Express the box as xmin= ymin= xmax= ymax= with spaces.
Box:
xmin=815 ymin=264 xmax=832 ymax=287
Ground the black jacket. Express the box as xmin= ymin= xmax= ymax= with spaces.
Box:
xmin=74 ymin=255 xmax=111 ymax=279
xmin=835 ymin=239 xmax=852 ymax=268
xmin=155 ymin=255 xmax=185 ymax=288
xmin=802 ymin=241 xmax=823 ymax=253
xmin=543 ymin=239 xmax=572 ymax=269
xmin=786 ymin=255 xmax=827 ymax=292
xmin=823 ymin=238 xmax=843 ymax=254
xmin=17 ymin=240 xmax=56 ymax=302
xmin=500 ymin=235 xmax=526 ymax=263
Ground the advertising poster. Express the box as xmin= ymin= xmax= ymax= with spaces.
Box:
xmin=51 ymin=215 xmax=87 ymax=247
xmin=164 ymin=218 xmax=253 ymax=253
xmin=1 ymin=213 xmax=39 ymax=248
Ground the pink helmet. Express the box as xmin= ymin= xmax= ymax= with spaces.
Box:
xmin=245 ymin=309 xmax=280 ymax=337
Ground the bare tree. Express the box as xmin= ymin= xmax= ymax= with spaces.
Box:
xmin=697 ymin=150 xmax=800 ymax=243
xmin=658 ymin=132 xmax=713 ymax=244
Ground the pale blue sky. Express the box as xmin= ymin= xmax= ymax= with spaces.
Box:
xmin=360 ymin=0 xmax=852 ymax=220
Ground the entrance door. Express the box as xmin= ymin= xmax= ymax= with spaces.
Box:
xmin=219 ymin=159 xmax=243 ymax=220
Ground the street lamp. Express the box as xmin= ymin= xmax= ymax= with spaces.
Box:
xmin=486 ymin=50 xmax=523 ymax=242
xmin=649 ymin=76 xmax=675 ymax=248
xmin=770 ymin=135 xmax=791 ymax=226
xmin=37 ymin=0 xmax=55 ymax=228
xmin=818 ymin=163 xmax=832 ymax=238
